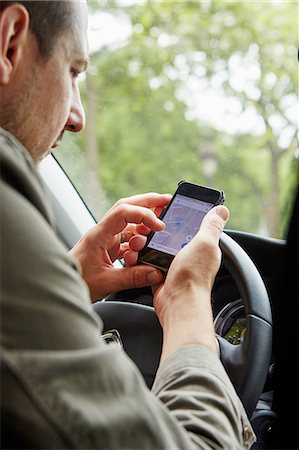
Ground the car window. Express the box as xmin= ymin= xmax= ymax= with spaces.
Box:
xmin=54 ymin=0 xmax=298 ymax=239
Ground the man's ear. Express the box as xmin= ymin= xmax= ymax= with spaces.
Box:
xmin=0 ymin=4 xmax=29 ymax=85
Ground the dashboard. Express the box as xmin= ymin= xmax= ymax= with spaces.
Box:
xmin=214 ymin=299 xmax=246 ymax=345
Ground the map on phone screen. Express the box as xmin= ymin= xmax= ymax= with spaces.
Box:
xmin=148 ymin=194 xmax=214 ymax=256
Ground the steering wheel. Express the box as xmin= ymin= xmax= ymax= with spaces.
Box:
xmin=93 ymin=232 xmax=272 ymax=418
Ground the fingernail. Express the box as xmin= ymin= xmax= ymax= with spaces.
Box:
xmin=216 ymin=205 xmax=229 ymax=221
xmin=147 ymin=270 xmax=162 ymax=285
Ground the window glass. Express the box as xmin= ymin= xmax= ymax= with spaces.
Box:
xmin=55 ymin=0 xmax=298 ymax=238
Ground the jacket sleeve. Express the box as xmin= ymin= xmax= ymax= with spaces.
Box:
xmin=152 ymin=345 xmax=255 ymax=449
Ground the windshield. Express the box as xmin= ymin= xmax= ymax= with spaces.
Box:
xmin=54 ymin=0 xmax=298 ymax=239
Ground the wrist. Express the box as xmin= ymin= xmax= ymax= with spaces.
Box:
xmin=157 ymin=285 xmax=211 ymax=328
xmin=156 ymin=287 xmax=218 ymax=362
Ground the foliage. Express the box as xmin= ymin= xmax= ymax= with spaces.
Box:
xmin=56 ymin=0 xmax=298 ymax=238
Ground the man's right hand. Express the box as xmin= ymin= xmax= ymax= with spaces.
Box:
xmin=152 ymin=205 xmax=230 ymax=363
xmin=70 ymin=193 xmax=171 ymax=301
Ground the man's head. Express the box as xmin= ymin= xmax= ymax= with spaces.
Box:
xmin=0 ymin=0 xmax=88 ymax=163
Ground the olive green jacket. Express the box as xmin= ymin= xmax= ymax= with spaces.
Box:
xmin=0 ymin=128 xmax=255 ymax=449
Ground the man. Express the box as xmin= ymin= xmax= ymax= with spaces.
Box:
xmin=0 ymin=1 xmax=255 ymax=449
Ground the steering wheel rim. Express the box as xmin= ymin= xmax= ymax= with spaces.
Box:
xmin=218 ymin=232 xmax=272 ymax=417
xmin=94 ymin=232 xmax=272 ymax=418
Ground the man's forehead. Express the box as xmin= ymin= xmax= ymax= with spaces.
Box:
xmin=66 ymin=1 xmax=89 ymax=67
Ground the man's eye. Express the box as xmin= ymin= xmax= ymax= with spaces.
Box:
xmin=71 ymin=68 xmax=85 ymax=82
xmin=71 ymin=68 xmax=80 ymax=78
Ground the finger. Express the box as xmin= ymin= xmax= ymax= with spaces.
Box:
xmin=119 ymin=231 xmax=133 ymax=244
xmin=123 ymin=236 xmax=148 ymax=265
xmin=112 ymin=193 xmax=171 ymax=210
xmin=119 ymin=223 xmax=144 ymax=238
xmin=134 ymin=223 xmax=152 ymax=236
xmin=101 ymin=204 xmax=166 ymax=237
xmin=121 ymin=223 xmax=152 ymax=237
xmin=123 ymin=249 xmax=138 ymax=266
xmin=117 ymin=242 xmax=130 ymax=258
xmin=135 ymin=205 xmax=167 ymax=236
xmin=154 ymin=205 xmax=166 ymax=218
xmin=108 ymin=265 xmax=164 ymax=292
xmin=129 ymin=234 xmax=147 ymax=251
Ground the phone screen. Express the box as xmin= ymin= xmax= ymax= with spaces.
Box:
xmin=148 ymin=193 xmax=214 ymax=256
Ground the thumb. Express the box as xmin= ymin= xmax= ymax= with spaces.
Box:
xmin=198 ymin=205 xmax=230 ymax=244
xmin=110 ymin=265 xmax=164 ymax=292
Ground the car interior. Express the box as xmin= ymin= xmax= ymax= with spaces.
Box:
xmin=39 ymin=155 xmax=298 ymax=449
xmin=2 ymin=2 xmax=297 ymax=448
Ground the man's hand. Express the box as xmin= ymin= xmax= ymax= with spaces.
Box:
xmin=152 ymin=205 xmax=230 ymax=362
xmin=70 ymin=193 xmax=171 ymax=302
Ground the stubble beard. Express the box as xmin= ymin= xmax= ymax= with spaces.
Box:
xmin=0 ymin=67 xmax=49 ymax=164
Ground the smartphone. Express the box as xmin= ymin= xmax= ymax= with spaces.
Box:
xmin=138 ymin=181 xmax=225 ymax=272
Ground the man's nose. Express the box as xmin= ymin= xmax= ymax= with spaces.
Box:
xmin=64 ymin=88 xmax=86 ymax=133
